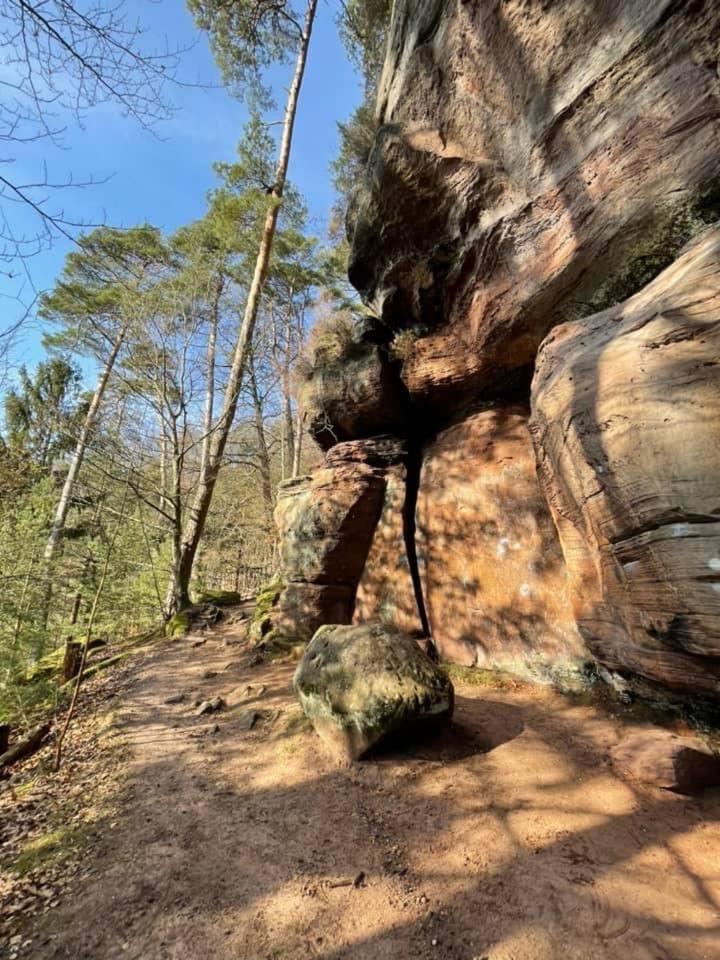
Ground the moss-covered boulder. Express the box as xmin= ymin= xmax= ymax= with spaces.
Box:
xmin=294 ymin=623 xmax=454 ymax=761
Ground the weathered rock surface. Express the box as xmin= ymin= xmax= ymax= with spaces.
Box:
xmin=265 ymin=439 xmax=405 ymax=646
xmin=349 ymin=0 xmax=720 ymax=408
xmin=417 ymin=408 xmax=587 ymax=680
xmin=275 ymin=443 xmax=387 ymax=588
xmin=611 ymin=729 xmax=720 ymax=794
xmin=299 ymin=331 xmax=409 ymax=449
xmin=294 ymin=623 xmax=454 ymax=761
xmin=353 ymin=457 xmax=424 ymax=636
xmin=531 ymin=227 xmax=720 ymax=698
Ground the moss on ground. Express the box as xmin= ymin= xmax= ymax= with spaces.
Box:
xmin=165 ymin=611 xmax=190 ymax=638
xmin=442 ymin=662 xmax=521 ymax=691
xmin=6 ymin=822 xmax=95 ymax=877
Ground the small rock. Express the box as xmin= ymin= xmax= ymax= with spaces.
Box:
xmin=164 ymin=693 xmax=186 ymax=705
xmin=189 ymin=724 xmax=220 ymax=739
xmin=192 ymin=638 xmax=206 ymax=648
xmin=201 ymin=670 xmax=217 ymax=680
xmin=239 ymin=710 xmax=260 ymax=731
xmin=611 ymin=728 xmax=720 ymax=794
xmin=196 ymin=697 xmax=225 ymax=717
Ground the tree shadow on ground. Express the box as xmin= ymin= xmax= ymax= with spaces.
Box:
xmin=26 ymin=641 xmax=720 ymax=960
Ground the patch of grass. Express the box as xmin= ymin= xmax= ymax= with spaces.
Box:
xmin=7 ymin=822 xmax=94 ymax=877
xmin=442 ymin=662 xmax=520 ymax=691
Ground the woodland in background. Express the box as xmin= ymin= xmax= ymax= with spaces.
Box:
xmin=0 ymin=0 xmax=390 ymax=731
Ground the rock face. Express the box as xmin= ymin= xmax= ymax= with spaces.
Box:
xmin=265 ymin=439 xmax=403 ymax=645
xmin=531 ymin=228 xmax=720 ymax=698
xmin=417 ymin=408 xmax=587 ymax=680
xmin=353 ymin=457 xmax=423 ymax=636
xmin=349 ymin=0 xmax=720 ymax=409
xmin=611 ymin=729 xmax=720 ymax=794
xmin=294 ymin=623 xmax=454 ymax=761
xmin=299 ymin=323 xmax=409 ymax=449
xmin=268 ymin=3 xmax=720 ymax=707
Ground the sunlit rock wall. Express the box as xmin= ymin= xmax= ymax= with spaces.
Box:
xmin=531 ymin=228 xmax=720 ymax=699
xmin=271 ymin=0 xmax=720 ymax=703
xmin=417 ymin=408 xmax=586 ymax=681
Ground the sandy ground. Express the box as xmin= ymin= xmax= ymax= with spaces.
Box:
xmin=18 ymin=619 xmax=720 ymax=960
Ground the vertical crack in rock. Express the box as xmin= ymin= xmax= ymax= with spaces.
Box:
xmin=402 ymin=437 xmax=432 ymax=650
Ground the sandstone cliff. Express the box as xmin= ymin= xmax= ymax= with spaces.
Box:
xmin=270 ymin=0 xmax=720 ymax=704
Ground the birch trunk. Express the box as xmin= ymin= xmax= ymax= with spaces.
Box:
xmin=164 ymin=0 xmax=318 ymax=615
xmin=292 ymin=406 xmax=305 ymax=478
xmin=199 ymin=277 xmax=221 ymax=481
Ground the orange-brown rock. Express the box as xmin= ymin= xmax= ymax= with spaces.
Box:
xmin=349 ymin=0 xmax=720 ymax=408
xmin=269 ymin=439 xmax=405 ymax=645
xmin=417 ymin=408 xmax=587 ymax=680
xmin=530 ymin=227 xmax=720 ymax=698
xmin=610 ymin=729 xmax=720 ymax=794
xmin=353 ymin=459 xmax=423 ymax=636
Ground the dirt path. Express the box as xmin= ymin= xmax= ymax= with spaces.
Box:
xmin=12 ymin=619 xmax=720 ymax=960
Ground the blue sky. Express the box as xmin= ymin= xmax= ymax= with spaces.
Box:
xmin=3 ymin=0 xmax=362 ymax=370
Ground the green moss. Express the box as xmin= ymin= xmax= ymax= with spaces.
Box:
xmin=6 ymin=822 xmax=94 ymax=877
xmin=442 ymin=662 xmax=519 ymax=690
xmin=165 ymin=611 xmax=190 ymax=638
xmin=248 ymin=580 xmax=285 ymax=645
xmin=575 ymin=184 xmax=720 ymax=319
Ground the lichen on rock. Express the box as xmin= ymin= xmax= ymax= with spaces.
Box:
xmin=294 ymin=622 xmax=454 ymax=761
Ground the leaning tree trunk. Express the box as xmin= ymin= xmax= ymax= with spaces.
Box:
xmin=40 ymin=326 xmax=126 ymax=628
xmin=164 ymin=0 xmax=318 ymax=615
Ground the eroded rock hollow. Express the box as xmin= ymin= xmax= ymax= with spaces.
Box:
xmin=274 ymin=0 xmax=720 ymax=703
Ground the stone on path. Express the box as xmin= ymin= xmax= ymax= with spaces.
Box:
xmin=294 ymin=623 xmax=453 ymax=761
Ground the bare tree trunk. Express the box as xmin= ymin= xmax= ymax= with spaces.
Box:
xmin=199 ymin=278 xmax=221 ymax=481
xmin=281 ymin=370 xmax=295 ymax=481
xmin=292 ymin=406 xmax=305 ymax=478
xmin=159 ymin=413 xmax=168 ymax=515
xmin=164 ymin=0 xmax=318 ymax=615
xmin=249 ymin=359 xmax=275 ymax=534
xmin=164 ymin=416 xmax=188 ymax=616
xmin=40 ymin=326 xmax=126 ymax=627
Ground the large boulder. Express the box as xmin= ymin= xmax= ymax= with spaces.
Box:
xmin=530 ymin=227 xmax=720 ymax=699
xmin=275 ymin=441 xmax=389 ymax=588
xmin=417 ymin=407 xmax=588 ymax=682
xmin=294 ymin=623 xmax=454 ymax=761
xmin=349 ymin=0 xmax=720 ymax=409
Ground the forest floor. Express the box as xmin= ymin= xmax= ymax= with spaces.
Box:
xmin=2 ymin=612 xmax=720 ymax=960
